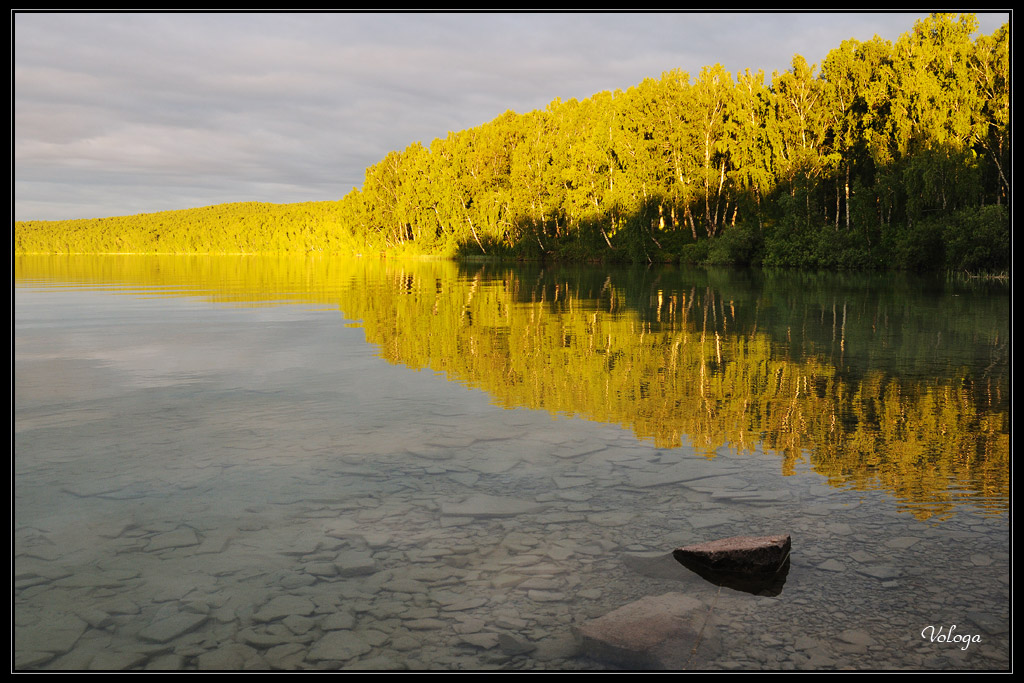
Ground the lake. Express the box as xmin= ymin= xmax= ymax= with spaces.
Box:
xmin=14 ymin=254 xmax=1010 ymax=670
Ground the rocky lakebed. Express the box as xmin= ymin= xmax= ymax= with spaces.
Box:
xmin=14 ymin=289 xmax=1009 ymax=671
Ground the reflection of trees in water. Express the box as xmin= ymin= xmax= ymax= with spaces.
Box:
xmin=15 ymin=254 xmax=1009 ymax=519
xmin=354 ymin=260 xmax=1009 ymax=520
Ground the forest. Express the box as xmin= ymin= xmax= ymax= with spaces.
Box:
xmin=15 ymin=14 xmax=1009 ymax=272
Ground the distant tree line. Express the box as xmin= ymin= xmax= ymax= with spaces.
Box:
xmin=16 ymin=14 xmax=1008 ymax=272
xmin=16 ymin=201 xmax=354 ymax=255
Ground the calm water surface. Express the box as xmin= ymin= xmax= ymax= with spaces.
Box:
xmin=14 ymin=255 xmax=1009 ymax=670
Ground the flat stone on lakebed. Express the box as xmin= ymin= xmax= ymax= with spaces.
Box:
xmin=441 ymin=494 xmax=547 ymax=517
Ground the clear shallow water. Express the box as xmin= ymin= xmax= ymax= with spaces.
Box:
xmin=14 ymin=255 xmax=1010 ymax=670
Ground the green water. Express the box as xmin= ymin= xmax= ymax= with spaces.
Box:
xmin=14 ymin=255 xmax=1009 ymax=670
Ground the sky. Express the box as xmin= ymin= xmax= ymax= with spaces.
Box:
xmin=13 ymin=11 xmax=1011 ymax=222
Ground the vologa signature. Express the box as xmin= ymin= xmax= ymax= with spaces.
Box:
xmin=921 ymin=625 xmax=981 ymax=651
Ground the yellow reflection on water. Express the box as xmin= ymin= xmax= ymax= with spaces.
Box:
xmin=15 ymin=254 xmax=1009 ymax=519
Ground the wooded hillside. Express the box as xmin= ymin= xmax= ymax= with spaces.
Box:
xmin=16 ymin=14 xmax=1009 ymax=272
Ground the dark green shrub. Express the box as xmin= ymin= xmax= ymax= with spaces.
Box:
xmin=707 ymin=223 xmax=763 ymax=266
xmin=942 ymin=205 xmax=1009 ymax=273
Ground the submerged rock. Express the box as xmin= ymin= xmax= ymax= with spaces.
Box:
xmin=574 ymin=592 xmax=720 ymax=669
xmin=440 ymin=494 xmax=547 ymax=517
xmin=622 ymin=551 xmax=692 ymax=581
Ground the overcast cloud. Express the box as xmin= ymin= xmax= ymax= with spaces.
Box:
xmin=13 ymin=11 xmax=1010 ymax=221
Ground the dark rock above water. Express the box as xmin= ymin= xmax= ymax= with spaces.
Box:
xmin=673 ymin=534 xmax=791 ymax=575
xmin=672 ymin=534 xmax=792 ymax=595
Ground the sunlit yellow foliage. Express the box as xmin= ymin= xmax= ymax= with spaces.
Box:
xmin=15 ymin=16 xmax=1009 ymax=270
xmin=14 ymin=201 xmax=362 ymax=255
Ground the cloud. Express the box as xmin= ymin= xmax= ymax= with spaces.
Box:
xmin=14 ymin=11 xmax=1009 ymax=221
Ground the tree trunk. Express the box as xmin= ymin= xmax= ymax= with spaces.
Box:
xmin=714 ymin=158 xmax=726 ymax=233
xmin=844 ymin=163 xmax=851 ymax=230
xmin=686 ymin=205 xmax=697 ymax=241
xmin=835 ymin=179 xmax=840 ymax=231
xmin=460 ymin=198 xmax=486 ymax=254
xmin=756 ymin=186 xmax=762 ymax=232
